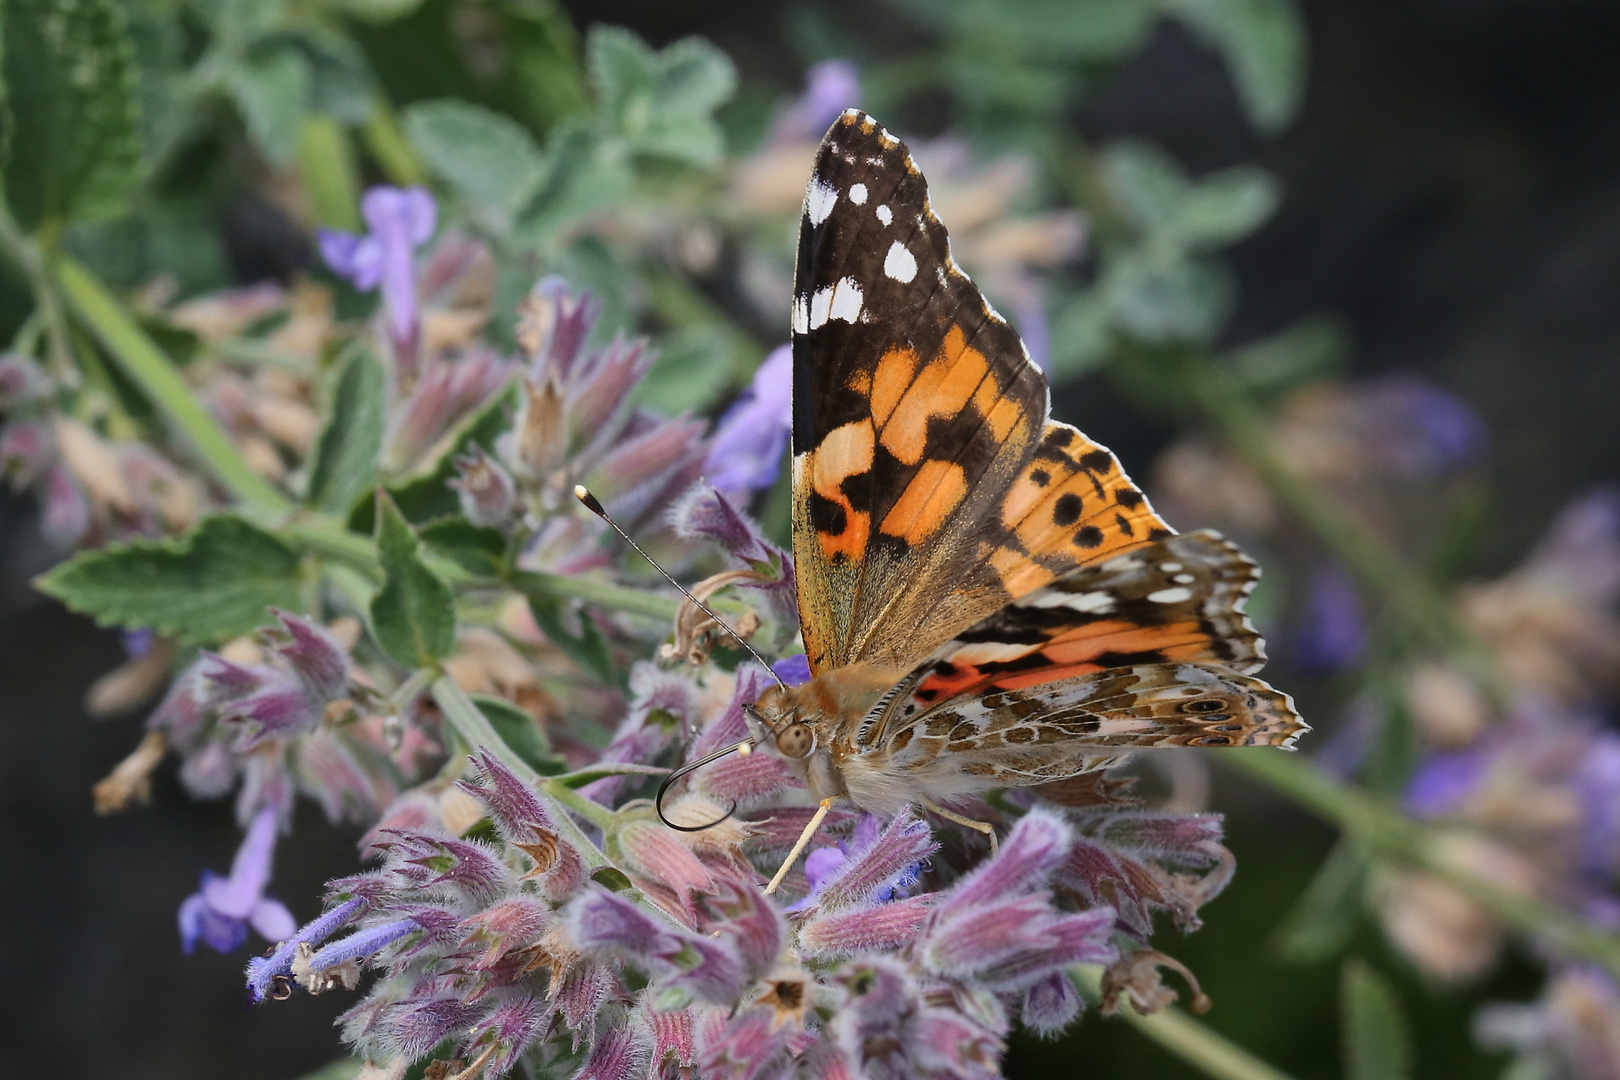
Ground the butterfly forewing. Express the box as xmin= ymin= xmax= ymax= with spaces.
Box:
xmin=790 ymin=110 xmax=1173 ymax=676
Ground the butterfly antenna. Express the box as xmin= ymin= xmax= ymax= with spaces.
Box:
xmin=574 ymin=485 xmax=787 ymax=692
xmin=656 ymin=739 xmax=754 ymax=831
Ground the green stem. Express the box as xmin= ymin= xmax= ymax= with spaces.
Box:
xmin=0 ymin=207 xmax=76 ymax=383
xmin=542 ymin=779 xmax=619 ymax=832
xmin=53 ymin=256 xmax=291 ymax=511
xmin=430 ymin=675 xmax=609 ymax=869
xmin=1182 ymin=358 xmax=1460 ymax=653
xmin=1071 ymin=966 xmax=1298 ymax=1080
xmin=1225 ymin=751 xmax=1620 ymax=979
xmin=510 ymin=570 xmax=682 ymax=622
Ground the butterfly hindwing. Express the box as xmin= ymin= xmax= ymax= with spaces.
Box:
xmin=790 ymin=110 xmax=1172 ymax=675
xmin=832 ymin=533 xmax=1307 ymax=802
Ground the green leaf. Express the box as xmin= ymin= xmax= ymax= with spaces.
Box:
xmin=1271 ymin=839 xmax=1367 ymax=963
xmin=298 ymin=114 xmax=362 ymax=232
xmin=586 ymin=26 xmax=736 ymax=167
xmin=225 ymin=45 xmax=313 ymax=166
xmin=370 ymin=491 xmax=456 ymax=667
xmin=1225 ymin=314 xmax=1349 ymax=398
xmin=1101 ymin=248 xmax=1233 ymax=342
xmin=471 ymin=694 xmax=562 ymax=776
xmin=1341 ymin=959 xmax=1413 ymax=1080
xmin=527 ymin=593 xmax=616 ymax=685
xmin=403 ymin=99 xmax=546 ymax=224
xmin=1175 ymin=165 xmax=1280 ymax=250
xmin=515 ymin=116 xmax=633 ymax=243
xmin=418 ymin=518 xmax=505 ymax=578
xmin=2 ymin=0 xmax=141 ymax=228
xmin=35 ymin=514 xmax=301 ymax=645
xmin=1167 ymin=0 xmax=1307 ymax=135
xmin=1102 ymin=142 xmax=1278 ymax=249
xmin=309 ymin=349 xmax=386 ymax=514
xmin=327 ymin=0 xmax=428 ymax=22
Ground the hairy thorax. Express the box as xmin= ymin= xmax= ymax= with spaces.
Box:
xmin=747 ymin=663 xmax=907 ymax=805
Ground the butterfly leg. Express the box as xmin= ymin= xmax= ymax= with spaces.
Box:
xmin=764 ymin=798 xmax=837 ymax=895
xmin=921 ymin=798 xmax=999 ymax=856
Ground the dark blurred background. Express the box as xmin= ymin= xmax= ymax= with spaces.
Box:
xmin=3 ymin=0 xmax=1617 ymax=1076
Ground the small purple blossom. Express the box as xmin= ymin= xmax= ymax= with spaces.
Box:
xmin=1291 ymin=562 xmax=1367 ymax=673
xmin=246 ymin=895 xmax=366 ymax=1001
xmin=772 ymin=60 xmax=861 ymax=144
xmin=704 ymin=344 xmax=792 ymax=494
xmin=179 ymin=805 xmax=296 ymax=956
xmin=773 ymin=653 xmax=812 ymax=686
xmin=318 ymin=186 xmax=437 ymax=364
xmin=1406 ymin=745 xmax=1493 ymax=819
xmin=1364 ymin=375 xmax=1487 ymax=477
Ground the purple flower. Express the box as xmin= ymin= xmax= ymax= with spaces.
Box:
xmin=40 ymin=464 xmax=89 ymax=547
xmin=268 ymin=609 xmax=349 ymax=701
xmin=1291 ymin=562 xmax=1366 ymax=673
xmin=245 ymin=895 xmax=366 ymax=1001
xmin=704 ymin=345 xmax=792 ymax=494
xmin=1406 ymin=746 xmax=1492 ymax=819
xmin=179 ymin=805 xmax=297 ymax=955
xmin=450 ymin=444 xmax=516 ymax=528
xmin=772 ymin=60 xmax=861 ymax=144
xmin=1365 ymin=375 xmax=1487 ymax=477
xmin=318 ymin=186 xmax=437 ymax=364
xmin=1576 ymin=735 xmax=1620 ymax=878
xmin=773 ymin=654 xmax=812 ymax=687
xmin=0 ymin=419 xmax=51 ymax=489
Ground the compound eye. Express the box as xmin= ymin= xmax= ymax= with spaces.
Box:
xmin=775 ymin=722 xmax=815 ymax=759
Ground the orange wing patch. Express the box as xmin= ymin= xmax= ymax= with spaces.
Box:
xmin=989 ymin=421 xmax=1172 ymax=599
xmin=877 ymin=325 xmax=1004 ymax=465
xmin=810 ymin=420 xmax=875 ymax=561
xmin=880 ymin=458 xmax=968 ymax=546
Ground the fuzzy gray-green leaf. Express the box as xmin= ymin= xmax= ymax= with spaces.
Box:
xmin=1342 ymin=959 xmax=1413 ymax=1080
xmin=370 ymin=491 xmax=455 ymax=667
xmin=35 ymin=515 xmax=301 ymax=645
xmin=309 ymin=349 xmax=386 ymax=514
xmin=2 ymin=0 xmax=141 ymax=227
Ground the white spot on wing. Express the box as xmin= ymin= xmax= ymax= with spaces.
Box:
xmin=883 ymin=241 xmax=918 ymax=283
xmin=791 ymin=296 xmax=808 ymax=335
xmin=806 ymin=179 xmax=838 ymax=226
xmin=875 ymin=204 xmax=893 ymax=226
xmin=1024 ymin=589 xmax=1115 ymax=614
xmin=1160 ymin=563 xmax=1183 ymax=573
xmin=809 ymin=278 xmax=864 ymax=329
xmin=828 ymin=277 xmax=864 ymax=323
xmin=849 ymin=183 xmax=868 ymax=205
xmin=950 ymin=642 xmax=1039 ymax=664
xmin=1148 ymin=587 xmax=1193 ymax=604
xmin=1172 ymin=573 xmax=1196 ymax=585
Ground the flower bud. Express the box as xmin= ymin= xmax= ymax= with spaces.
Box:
xmin=449 ymin=444 xmax=516 ymax=526
xmin=502 ymin=374 xmax=567 ymax=481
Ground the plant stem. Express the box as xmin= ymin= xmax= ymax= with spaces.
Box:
xmin=1182 ymin=358 xmax=1460 ymax=653
xmin=510 ymin=569 xmax=683 ymax=621
xmin=430 ymin=675 xmax=609 ymax=869
xmin=1071 ymin=966 xmax=1298 ymax=1080
xmin=541 ymin=779 xmax=619 ymax=832
xmin=52 ymin=256 xmax=291 ymax=511
xmin=1225 ymin=751 xmax=1620 ymax=979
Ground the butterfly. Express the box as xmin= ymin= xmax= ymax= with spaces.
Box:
xmin=720 ymin=111 xmax=1305 ymax=884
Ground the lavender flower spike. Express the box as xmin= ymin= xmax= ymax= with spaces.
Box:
xmin=179 ymin=805 xmax=296 ymax=956
xmin=318 ymin=186 xmax=437 ymax=363
xmin=704 ymin=344 xmax=792 ymax=494
xmin=246 ymin=895 xmax=366 ymax=1001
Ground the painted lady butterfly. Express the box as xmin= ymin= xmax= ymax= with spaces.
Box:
xmin=742 ymin=110 xmax=1306 ymax=871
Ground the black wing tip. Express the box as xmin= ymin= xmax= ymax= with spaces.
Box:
xmin=818 ymin=109 xmax=904 ymax=154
